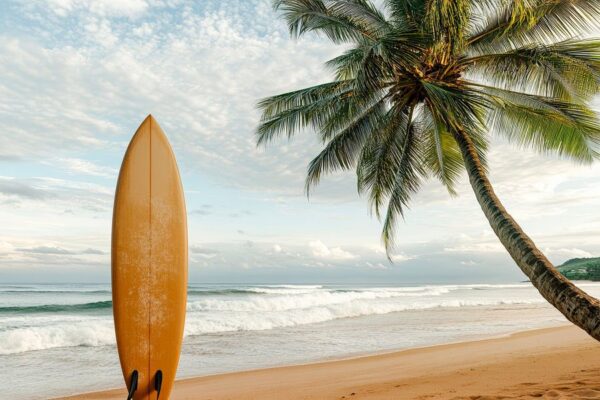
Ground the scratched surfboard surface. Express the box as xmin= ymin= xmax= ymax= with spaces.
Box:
xmin=112 ymin=115 xmax=188 ymax=399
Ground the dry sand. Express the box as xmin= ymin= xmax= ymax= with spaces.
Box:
xmin=58 ymin=325 xmax=600 ymax=399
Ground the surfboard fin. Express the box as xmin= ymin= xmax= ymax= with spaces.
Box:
xmin=154 ymin=370 xmax=163 ymax=399
xmin=127 ymin=370 xmax=138 ymax=400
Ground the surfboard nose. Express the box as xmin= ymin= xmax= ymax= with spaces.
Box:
xmin=129 ymin=115 xmax=169 ymax=149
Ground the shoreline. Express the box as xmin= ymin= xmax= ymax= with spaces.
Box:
xmin=57 ymin=324 xmax=600 ymax=399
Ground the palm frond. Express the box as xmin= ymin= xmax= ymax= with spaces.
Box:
xmin=425 ymin=0 xmax=472 ymax=54
xmin=329 ymin=0 xmax=392 ymax=34
xmin=356 ymin=106 xmax=409 ymax=217
xmin=421 ymin=82 xmax=486 ymax=129
xmin=258 ymin=80 xmax=353 ymax=120
xmin=380 ymin=106 xmax=425 ymax=254
xmin=464 ymin=39 xmax=600 ymax=101
xmin=305 ymin=96 xmax=389 ymax=194
xmin=325 ymin=30 xmax=422 ymax=84
xmin=273 ymin=0 xmax=382 ymax=43
xmin=385 ymin=0 xmax=425 ymax=28
xmin=474 ymin=84 xmax=600 ymax=162
xmin=469 ymin=0 xmax=600 ymax=53
xmin=318 ymin=86 xmax=388 ymax=141
xmin=259 ymin=0 xmax=600 ymax=256
xmin=325 ymin=47 xmax=367 ymax=80
xmin=256 ymin=81 xmax=359 ymax=145
xmin=421 ymin=82 xmax=489 ymax=169
xmin=420 ymin=106 xmax=464 ymax=195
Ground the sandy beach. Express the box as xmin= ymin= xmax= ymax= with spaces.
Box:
xmin=58 ymin=325 xmax=600 ymax=400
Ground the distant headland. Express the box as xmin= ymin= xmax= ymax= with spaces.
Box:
xmin=557 ymin=258 xmax=600 ymax=281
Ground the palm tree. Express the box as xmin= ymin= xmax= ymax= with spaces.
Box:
xmin=256 ymin=0 xmax=600 ymax=339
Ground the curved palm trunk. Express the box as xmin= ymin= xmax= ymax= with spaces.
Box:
xmin=453 ymin=130 xmax=600 ymax=340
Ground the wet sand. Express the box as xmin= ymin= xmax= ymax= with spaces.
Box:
xmin=58 ymin=325 xmax=600 ymax=399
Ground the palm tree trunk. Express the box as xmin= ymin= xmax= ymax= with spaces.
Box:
xmin=453 ymin=129 xmax=600 ymax=340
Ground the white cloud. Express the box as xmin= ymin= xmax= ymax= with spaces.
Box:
xmin=308 ymin=240 xmax=357 ymax=260
xmin=368 ymin=245 xmax=415 ymax=263
xmin=54 ymin=158 xmax=117 ymax=177
xmin=0 ymin=176 xmax=112 ymax=213
xmin=1 ymin=0 xmax=599 ymax=283
xmin=0 ymin=236 xmax=108 ymax=268
xmin=0 ymin=0 xmax=342 ymax=199
xmin=543 ymin=247 xmax=594 ymax=262
xmin=444 ymin=243 xmax=505 ymax=253
xmin=42 ymin=0 xmax=149 ymax=17
xmin=0 ymin=177 xmax=54 ymax=200
xmin=389 ymin=253 xmax=415 ymax=263
xmin=190 ymin=245 xmax=219 ymax=259
xmin=443 ymin=234 xmax=505 ymax=254
xmin=84 ymin=17 xmax=118 ymax=47
xmin=366 ymin=261 xmax=388 ymax=270
xmin=17 ymin=245 xmax=73 ymax=254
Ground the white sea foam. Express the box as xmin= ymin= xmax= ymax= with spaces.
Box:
xmin=183 ymin=298 xmax=547 ymax=335
xmin=262 ymin=284 xmax=323 ymax=289
xmin=0 ymin=283 xmax=558 ymax=355
xmin=186 ymin=287 xmax=455 ymax=313
xmin=1 ymin=296 xmax=547 ymax=355
xmin=0 ymin=318 xmax=114 ymax=355
xmin=243 ymin=286 xmax=323 ymax=295
xmin=5 ymin=282 xmax=600 ymax=400
xmin=10 ymin=283 xmax=600 ymax=356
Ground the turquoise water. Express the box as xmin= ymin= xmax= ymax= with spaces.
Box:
xmin=2 ymin=282 xmax=600 ymax=399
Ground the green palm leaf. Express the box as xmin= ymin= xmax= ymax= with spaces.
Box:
xmin=258 ymin=0 xmax=600 ymax=254
xmin=465 ymin=39 xmax=600 ymax=101
xmin=356 ymin=105 xmax=410 ymax=216
xmin=476 ymin=84 xmax=600 ymax=162
xmin=274 ymin=0 xmax=382 ymax=43
xmin=469 ymin=0 xmax=600 ymax=53
xmin=305 ymin=95 xmax=389 ymax=193
xmin=380 ymin=107 xmax=424 ymax=253
xmin=420 ymin=106 xmax=464 ymax=195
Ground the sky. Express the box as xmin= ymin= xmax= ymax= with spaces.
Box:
xmin=0 ymin=0 xmax=599 ymax=284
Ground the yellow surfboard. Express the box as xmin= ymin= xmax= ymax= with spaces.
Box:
xmin=112 ymin=115 xmax=187 ymax=400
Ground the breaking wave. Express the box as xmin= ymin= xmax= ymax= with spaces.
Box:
xmin=0 ymin=283 xmax=556 ymax=355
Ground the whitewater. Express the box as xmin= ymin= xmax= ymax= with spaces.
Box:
xmin=2 ymin=282 xmax=600 ymax=399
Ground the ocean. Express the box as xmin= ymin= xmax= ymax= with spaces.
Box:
xmin=2 ymin=282 xmax=600 ymax=399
